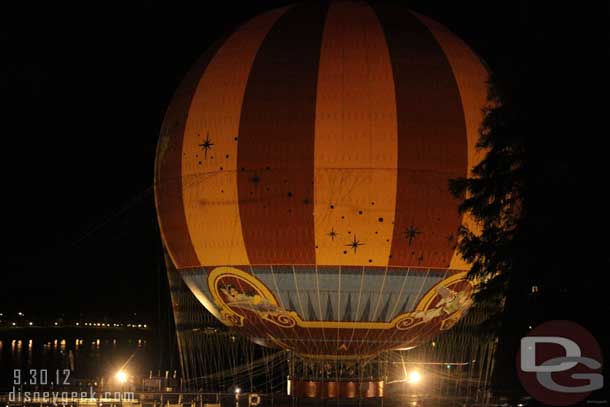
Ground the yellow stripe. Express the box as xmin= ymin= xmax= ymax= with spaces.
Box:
xmin=181 ymin=8 xmax=289 ymax=266
xmin=414 ymin=13 xmax=489 ymax=270
xmin=314 ymin=2 xmax=398 ymax=266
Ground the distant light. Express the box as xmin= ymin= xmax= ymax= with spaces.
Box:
xmin=137 ymin=324 xmax=142 ymax=328
xmin=143 ymin=324 xmax=147 ymax=328
xmin=29 ymin=322 xmax=33 ymax=326
xmin=54 ymin=322 xmax=58 ymax=326
xmin=11 ymin=322 xmax=16 ymax=326
xmin=18 ymin=312 xmax=24 ymax=316
xmin=76 ymin=322 xmax=80 ymax=326
xmin=235 ymin=387 xmax=241 ymax=394
xmin=115 ymin=371 xmax=128 ymax=384
xmin=407 ymin=370 xmax=422 ymax=384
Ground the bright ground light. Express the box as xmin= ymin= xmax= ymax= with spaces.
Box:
xmin=407 ymin=370 xmax=422 ymax=384
xmin=115 ymin=371 xmax=128 ymax=384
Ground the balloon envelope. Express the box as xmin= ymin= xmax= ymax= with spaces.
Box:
xmin=155 ymin=1 xmax=488 ymax=359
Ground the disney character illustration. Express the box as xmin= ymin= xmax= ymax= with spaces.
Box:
xmin=220 ymin=284 xmax=284 ymax=314
xmin=410 ymin=285 xmax=473 ymax=323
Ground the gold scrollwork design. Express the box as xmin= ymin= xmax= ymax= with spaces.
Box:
xmin=440 ymin=312 xmax=464 ymax=331
xmin=395 ymin=316 xmax=415 ymax=330
xmin=261 ymin=311 xmax=298 ymax=328
xmin=395 ymin=316 xmax=430 ymax=331
xmin=220 ymin=308 xmax=244 ymax=327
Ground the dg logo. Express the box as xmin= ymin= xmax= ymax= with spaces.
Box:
xmin=517 ymin=320 xmax=604 ymax=406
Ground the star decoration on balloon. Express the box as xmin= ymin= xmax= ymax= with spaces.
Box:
xmin=404 ymin=225 xmax=421 ymax=245
xmin=198 ymin=133 xmax=214 ymax=159
xmin=327 ymin=228 xmax=338 ymax=240
xmin=345 ymin=235 xmax=364 ymax=253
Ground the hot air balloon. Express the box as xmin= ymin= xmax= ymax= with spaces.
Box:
xmin=155 ymin=0 xmax=488 ymax=398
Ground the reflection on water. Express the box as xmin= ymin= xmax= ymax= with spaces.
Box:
xmin=0 ymin=332 xmax=154 ymax=390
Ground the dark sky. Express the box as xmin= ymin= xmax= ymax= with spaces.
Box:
xmin=1 ymin=2 xmax=605 ymax=320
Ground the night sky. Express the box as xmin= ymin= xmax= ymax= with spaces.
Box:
xmin=1 ymin=2 xmax=606 ymax=322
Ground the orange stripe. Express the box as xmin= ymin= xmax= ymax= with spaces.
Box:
xmin=181 ymin=7 xmax=290 ymax=266
xmin=314 ymin=1 xmax=398 ymax=266
xmin=413 ymin=13 xmax=489 ymax=179
xmin=237 ymin=3 xmax=329 ymax=265
xmin=371 ymin=5 xmax=468 ymax=269
xmin=155 ymin=39 xmax=226 ymax=269
xmin=414 ymin=13 xmax=489 ymax=270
